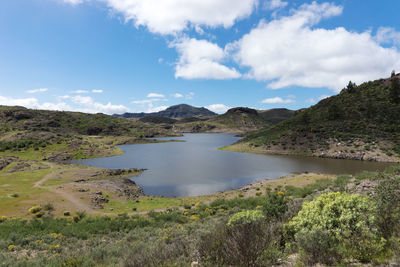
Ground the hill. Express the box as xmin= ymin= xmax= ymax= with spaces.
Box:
xmin=0 ymin=105 xmax=178 ymax=161
xmin=115 ymin=104 xmax=217 ymax=119
xmin=173 ymin=107 xmax=294 ymax=133
xmin=226 ymin=74 xmax=400 ymax=162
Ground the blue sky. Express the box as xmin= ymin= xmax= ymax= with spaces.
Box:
xmin=1 ymin=0 xmax=400 ymax=114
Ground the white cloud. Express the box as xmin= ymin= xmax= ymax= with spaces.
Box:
xmin=173 ymin=38 xmax=241 ymax=80
xmin=186 ymin=92 xmax=195 ymax=100
xmin=305 ymin=94 xmax=331 ymax=104
xmin=147 ymin=93 xmax=165 ymax=98
xmin=71 ymin=90 xmax=89 ymax=94
xmin=206 ymin=104 xmax=231 ymax=113
xmin=63 ymin=0 xmax=84 ymax=5
xmin=102 ymin=0 xmax=258 ymax=35
xmin=261 ymin=97 xmax=295 ymax=104
xmin=231 ymin=1 xmax=400 ymax=91
xmin=131 ymin=99 xmax=152 ymax=104
xmin=172 ymin=93 xmax=183 ymax=98
xmin=27 ymin=88 xmax=48 ymax=94
xmin=71 ymin=95 xmax=129 ymax=114
xmin=264 ymin=0 xmax=287 ymax=10
xmin=92 ymin=89 xmax=103 ymax=93
xmin=0 ymin=93 xmax=129 ymax=114
xmin=376 ymin=27 xmax=400 ymax=47
xmin=146 ymin=104 xmax=169 ymax=113
xmin=0 ymin=95 xmax=72 ymax=111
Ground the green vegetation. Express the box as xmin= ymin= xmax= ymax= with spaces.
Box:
xmin=236 ymin=76 xmax=400 ymax=160
xmin=286 ymin=192 xmax=385 ymax=264
xmin=173 ymin=107 xmax=294 ymax=133
xmin=0 ymin=166 xmax=399 ymax=266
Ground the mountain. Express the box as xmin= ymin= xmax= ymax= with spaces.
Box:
xmin=115 ymin=104 xmax=217 ymax=119
xmin=173 ymin=107 xmax=295 ymax=133
xmin=227 ymin=74 xmax=400 ymax=162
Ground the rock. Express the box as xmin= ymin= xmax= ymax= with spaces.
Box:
xmin=77 ymin=188 xmax=89 ymax=192
xmin=91 ymin=194 xmax=109 ymax=209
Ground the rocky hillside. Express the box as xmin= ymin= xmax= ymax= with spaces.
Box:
xmin=230 ymin=74 xmax=400 ymax=162
xmin=115 ymin=104 xmax=217 ymax=119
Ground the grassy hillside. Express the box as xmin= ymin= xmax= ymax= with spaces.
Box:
xmin=229 ymin=75 xmax=400 ymax=162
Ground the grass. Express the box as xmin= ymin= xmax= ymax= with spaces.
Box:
xmin=0 ymin=169 xmax=52 ymax=216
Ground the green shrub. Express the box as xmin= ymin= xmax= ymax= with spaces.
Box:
xmin=43 ymin=203 xmax=54 ymax=212
xmin=286 ymin=192 xmax=385 ymax=264
xmin=262 ymin=191 xmax=287 ymax=218
xmin=374 ymin=174 xmax=400 ymax=238
xmin=29 ymin=206 xmax=42 ymax=214
xmin=227 ymin=210 xmax=265 ymax=227
xmin=199 ymin=220 xmax=283 ymax=266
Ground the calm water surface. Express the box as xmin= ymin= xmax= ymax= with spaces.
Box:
xmin=72 ymin=133 xmax=393 ymax=197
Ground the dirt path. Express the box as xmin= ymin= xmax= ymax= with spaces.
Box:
xmin=33 ymin=162 xmax=57 ymax=188
xmin=33 ymin=163 xmax=107 ymax=215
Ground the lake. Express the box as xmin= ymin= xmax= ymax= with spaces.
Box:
xmin=71 ymin=133 xmax=393 ymax=197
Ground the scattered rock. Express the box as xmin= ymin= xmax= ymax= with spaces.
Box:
xmin=350 ymin=180 xmax=378 ymax=195
xmin=77 ymin=188 xmax=89 ymax=192
xmin=0 ymin=156 xmax=18 ymax=171
xmin=74 ymin=179 xmax=87 ymax=183
xmin=91 ymin=194 xmax=109 ymax=209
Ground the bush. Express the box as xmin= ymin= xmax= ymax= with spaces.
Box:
xmin=286 ymin=192 xmax=385 ymax=264
xmin=262 ymin=191 xmax=287 ymax=218
xmin=43 ymin=203 xmax=54 ymax=212
xmin=29 ymin=206 xmax=42 ymax=214
xmin=227 ymin=210 xmax=264 ymax=227
xmin=374 ymin=174 xmax=400 ymax=238
xmin=199 ymin=220 xmax=283 ymax=266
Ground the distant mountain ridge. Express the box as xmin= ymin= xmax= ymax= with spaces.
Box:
xmin=114 ymin=104 xmax=217 ymax=119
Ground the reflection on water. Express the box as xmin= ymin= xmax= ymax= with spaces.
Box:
xmin=71 ymin=133 xmax=393 ymax=197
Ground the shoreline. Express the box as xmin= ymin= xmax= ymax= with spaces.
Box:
xmin=221 ymin=141 xmax=400 ymax=163
xmin=0 ymin=133 xmax=398 ymax=217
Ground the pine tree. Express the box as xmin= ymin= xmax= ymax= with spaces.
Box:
xmin=390 ymin=77 xmax=400 ymax=104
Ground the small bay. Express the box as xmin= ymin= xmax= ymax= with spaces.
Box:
xmin=71 ymin=133 xmax=392 ymax=197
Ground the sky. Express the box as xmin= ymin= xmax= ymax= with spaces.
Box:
xmin=1 ymin=0 xmax=400 ymax=114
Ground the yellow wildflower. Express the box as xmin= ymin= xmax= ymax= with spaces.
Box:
xmin=277 ymin=191 xmax=284 ymax=195
xmin=190 ymin=215 xmax=199 ymax=220
xmin=194 ymin=202 xmax=200 ymax=207
xmin=29 ymin=206 xmax=42 ymax=214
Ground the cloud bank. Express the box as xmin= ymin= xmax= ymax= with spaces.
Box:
xmin=231 ymin=1 xmax=400 ymax=91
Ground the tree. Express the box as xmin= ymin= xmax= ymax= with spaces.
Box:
xmin=346 ymin=81 xmax=356 ymax=93
xmin=390 ymin=77 xmax=400 ymax=104
xmin=328 ymin=103 xmax=342 ymax=120
xmin=391 ymin=70 xmax=396 ymax=78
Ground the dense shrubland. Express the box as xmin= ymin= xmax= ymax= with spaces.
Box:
xmin=0 ymin=166 xmax=399 ymax=266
